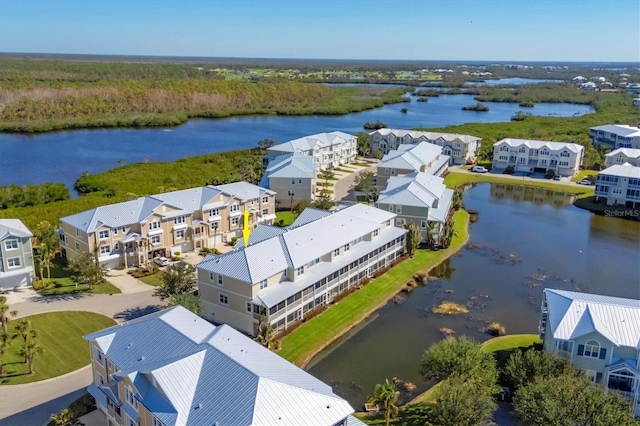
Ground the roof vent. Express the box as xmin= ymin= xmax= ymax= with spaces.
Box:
xmin=126 ymin=343 xmax=133 ymax=349
xmin=138 ymin=355 xmax=145 ymax=362
xmin=194 ymin=403 xmax=202 ymax=411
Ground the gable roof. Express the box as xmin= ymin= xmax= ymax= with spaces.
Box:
xmin=259 ymin=153 xmax=317 ymax=188
xmin=370 ymin=128 xmax=481 ymax=145
xmin=599 ymin=164 xmax=640 ymax=179
xmin=494 ymin=138 xmax=584 ymax=153
xmin=85 ymin=306 xmax=354 ymax=426
xmin=378 ymin=142 xmax=445 ymax=171
xmin=606 ymin=147 xmax=640 ymax=160
xmin=0 ymin=219 xmax=33 ymax=240
xmin=268 ymin=131 xmax=355 ymax=154
xmin=544 ymin=289 xmax=640 ymax=349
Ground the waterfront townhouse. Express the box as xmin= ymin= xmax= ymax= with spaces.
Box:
xmin=376 ymin=142 xmax=449 ymax=192
xmin=196 ymin=204 xmax=407 ymax=336
xmin=376 ymin=172 xmax=454 ymax=246
xmin=368 ymin=128 xmax=482 ymax=165
xmin=84 ymin=306 xmax=363 ymax=426
xmin=0 ymin=219 xmax=35 ymax=291
xmin=263 ymin=131 xmax=357 ymax=170
xmin=259 ymin=153 xmax=318 ymax=209
xmin=605 ymin=147 xmax=640 ymax=167
xmin=539 ymin=289 xmax=640 ymax=417
xmin=60 ymin=183 xmax=276 ymax=269
xmin=590 ymin=124 xmax=640 ymax=149
xmin=595 ymin=164 xmax=640 ymax=208
xmin=492 ymin=138 xmax=584 ymax=177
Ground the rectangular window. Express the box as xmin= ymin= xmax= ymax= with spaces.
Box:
xmin=396 ymin=205 xmax=402 ymax=213
xmin=230 ymin=204 xmax=239 ymax=212
xmin=334 ymin=248 xmax=340 ymax=257
xmin=373 ymin=229 xmax=379 ymax=237
xmin=95 ymin=348 xmax=104 ymax=365
xmin=219 ymin=293 xmax=229 ymax=305
xmin=100 ymin=245 xmax=110 ymax=255
xmin=75 ymin=242 xmax=80 ymax=250
xmin=151 ymin=235 xmax=161 ymax=244
xmin=292 ymin=179 xmax=296 ymax=184
xmin=210 ymin=208 xmax=219 ymax=216
xmin=211 ymin=222 xmax=219 ymax=230
xmin=125 ymin=386 xmax=138 ymax=409
xmin=344 ymin=243 xmax=350 ymax=252
xmin=421 ymin=220 xmax=427 ymax=229
xmin=217 ymin=275 xmax=223 ymax=286
xmin=262 ymin=208 xmax=269 ymax=215
xmin=99 ymin=230 xmax=110 ymax=239
xmin=4 ymin=240 xmax=18 ymax=250
xmin=246 ymin=302 xmax=252 ymax=313
xmin=388 ymin=205 xmax=393 ymax=212
xmin=174 ymin=216 xmax=185 ymax=225
xmin=296 ymin=266 xmax=304 ymax=276
xmin=262 ymin=196 xmax=268 ymax=203
xmin=386 ymin=220 xmax=391 ymax=226
xmin=175 ymin=229 xmax=185 ymax=239
xmin=113 ymin=228 xmax=118 ymax=235
xmin=231 ymin=217 xmax=239 ymax=226
xmin=259 ymin=279 xmax=268 ymax=290
xmin=152 ymin=417 xmax=165 ymax=426
xmin=556 ymin=340 xmax=573 ymax=353
xmin=209 ymin=272 xmax=214 ymax=281
xmin=148 ymin=221 xmax=161 ymax=230
xmin=121 ymin=226 xmax=126 ymax=233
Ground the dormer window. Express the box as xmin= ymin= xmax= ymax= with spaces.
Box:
xmin=174 ymin=216 xmax=185 ymax=225
xmin=99 ymin=230 xmax=110 ymax=239
xmin=230 ymin=204 xmax=239 ymax=212
xmin=125 ymin=386 xmax=138 ymax=409
xmin=210 ymin=208 xmax=220 ymax=216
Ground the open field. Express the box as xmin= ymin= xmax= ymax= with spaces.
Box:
xmin=1 ymin=312 xmax=116 ymax=385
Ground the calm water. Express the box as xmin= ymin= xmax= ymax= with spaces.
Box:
xmin=0 ymin=95 xmax=592 ymax=191
xmin=466 ymin=77 xmax=565 ymax=86
xmin=307 ymin=183 xmax=640 ymax=408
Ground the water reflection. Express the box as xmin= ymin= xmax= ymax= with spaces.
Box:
xmin=490 ymin=183 xmax=576 ymax=208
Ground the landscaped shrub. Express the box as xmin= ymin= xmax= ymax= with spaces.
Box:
xmin=303 ymin=305 xmax=328 ymax=322
xmin=199 ymin=247 xmax=221 ymax=256
xmin=230 ymin=236 xmax=239 ymax=246
xmin=129 ymin=266 xmax=159 ymax=278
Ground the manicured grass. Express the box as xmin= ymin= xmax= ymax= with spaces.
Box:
xmin=36 ymin=257 xmax=121 ymax=295
xmin=1 ymin=312 xmax=116 ymax=385
xmin=444 ymin=171 xmax=594 ymax=198
xmin=279 ymin=210 xmax=469 ymax=367
xmin=138 ymin=273 xmax=164 ymax=287
xmin=571 ymin=170 xmax=599 ymax=183
xmin=480 ymin=334 xmax=541 ymax=353
xmin=275 ymin=211 xmax=296 ymax=226
xmin=407 ymin=381 xmax=443 ymax=405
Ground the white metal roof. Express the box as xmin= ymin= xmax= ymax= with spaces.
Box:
xmin=599 ymin=164 xmax=640 ymax=179
xmin=378 ymin=142 xmax=444 ymax=171
xmin=260 ymin=153 xmax=317 ymax=185
xmin=606 ymin=148 xmax=640 ymax=159
xmin=268 ymin=131 xmax=355 ymax=154
xmin=84 ymin=306 xmax=354 ymax=426
xmin=0 ymin=219 xmax=33 ymax=240
xmin=370 ymin=128 xmax=481 ymax=145
xmin=591 ymin=124 xmax=640 ymax=137
xmin=544 ymin=289 xmax=640 ymax=349
xmin=494 ymin=138 xmax=584 ymax=153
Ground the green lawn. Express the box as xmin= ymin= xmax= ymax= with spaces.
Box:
xmin=279 ymin=210 xmax=469 ymax=367
xmin=138 ymin=272 xmax=164 ymax=287
xmin=36 ymin=257 xmax=121 ymax=295
xmin=1 ymin=312 xmax=116 ymax=385
xmin=571 ymin=170 xmax=599 ymax=183
xmin=275 ymin=211 xmax=296 ymax=226
xmin=444 ymin=171 xmax=594 ymax=198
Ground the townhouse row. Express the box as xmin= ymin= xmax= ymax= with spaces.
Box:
xmin=0 ymin=219 xmax=35 ymax=291
xmin=491 ymin=138 xmax=584 ymax=176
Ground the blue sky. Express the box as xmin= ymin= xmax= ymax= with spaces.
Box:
xmin=1 ymin=0 xmax=638 ymax=62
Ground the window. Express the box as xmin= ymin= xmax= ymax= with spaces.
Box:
xmin=152 ymin=417 xmax=165 ymax=426
xmin=230 ymin=204 xmax=239 ymax=212
xmin=388 ymin=205 xmax=393 ymax=212
xmin=151 ymin=235 xmax=161 ymax=244
xmin=4 ymin=240 xmax=18 ymax=250
xmin=560 ymin=151 xmax=570 ymax=157
xmin=217 ymin=275 xmax=223 ymax=286
xmin=259 ymin=279 xmax=267 ymax=290
xmin=209 ymin=272 xmax=215 ymax=281
xmin=309 ymin=258 xmax=320 ymax=267
xmin=373 ymin=229 xmax=379 ymax=237
xmin=113 ymin=228 xmax=118 ymax=235
xmin=298 ymin=179 xmax=302 ymax=184
xmin=556 ymin=340 xmax=573 ymax=353
xmin=219 ymin=293 xmax=229 ymax=305
xmin=75 ymin=242 xmax=80 ymax=250
xmin=334 ymin=248 xmax=340 ymax=257
xmin=296 ymin=266 xmax=305 ymax=276
xmin=291 ymin=179 xmax=296 ymax=184
xmin=210 ymin=208 xmax=219 ymax=216
xmin=100 ymin=245 xmax=110 ymax=255
xmin=99 ymin=230 xmax=110 ymax=239
xmin=262 ymin=196 xmax=268 ymax=203
xmin=396 ymin=205 xmax=402 ymax=213
xmin=231 ymin=217 xmax=239 ymax=227
xmin=211 ymin=222 xmax=219 ymax=230
xmin=121 ymin=226 xmax=126 ymax=233
xmin=76 ymin=228 xmax=82 ymax=237
xmin=583 ymin=340 xmax=600 ymax=358
xmin=95 ymin=348 xmax=104 ymax=365
xmin=175 ymin=229 xmax=185 ymax=239
xmin=518 ymin=147 xmax=526 ymax=153
xmin=421 ymin=220 xmax=428 ymax=229
xmin=344 ymin=243 xmax=350 ymax=252
xmin=386 ymin=220 xmax=391 ymax=226
xmin=125 ymin=386 xmax=138 ymax=409
xmin=174 ymin=216 xmax=185 ymax=225
xmin=391 ymin=169 xmax=395 ymax=175
xmin=262 ymin=208 xmax=269 ymax=215
xmin=246 ymin=302 xmax=252 ymax=313
xmin=148 ymin=221 xmax=161 ymax=230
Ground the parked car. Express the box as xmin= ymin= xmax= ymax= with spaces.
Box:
xmin=153 ymin=257 xmax=169 ymax=267
xmin=578 ymin=179 xmax=593 ymax=185
xmin=471 ymin=166 xmax=488 ymax=173
xmin=553 ymin=176 xmax=561 ymax=181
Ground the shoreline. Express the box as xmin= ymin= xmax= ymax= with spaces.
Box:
xmin=279 ymin=209 xmax=470 ymax=368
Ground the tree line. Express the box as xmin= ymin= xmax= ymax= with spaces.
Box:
xmin=0 ymin=183 xmax=69 ymax=209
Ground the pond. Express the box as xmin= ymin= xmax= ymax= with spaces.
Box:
xmin=0 ymin=94 xmax=593 ymax=193
xmin=306 ymin=183 xmax=640 ymax=409
xmin=465 ymin=77 xmax=565 ymax=86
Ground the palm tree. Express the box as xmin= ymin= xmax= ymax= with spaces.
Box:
xmin=0 ymin=299 xmax=17 ymax=334
xmin=18 ymin=340 xmax=43 ymax=374
xmin=0 ymin=333 xmax=11 ymax=376
xmin=13 ymin=319 xmax=37 ymax=363
xmin=368 ymin=379 xmax=400 ymax=426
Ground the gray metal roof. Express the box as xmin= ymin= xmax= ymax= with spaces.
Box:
xmin=379 ymin=142 xmax=443 ymax=170
xmin=370 ymin=128 xmax=481 ymax=145
xmin=198 ymin=204 xmax=398 ymax=284
xmin=0 ymin=219 xmax=33 ymax=240
xmin=260 ymin=153 xmax=317 ymax=188
xmin=544 ymin=289 xmax=640 ymax=349
xmin=606 ymin=148 xmax=640 ymax=159
xmin=494 ymin=138 xmax=584 ymax=153
xmin=591 ymin=124 xmax=640 ymax=137
xmin=599 ymin=164 xmax=640 ymax=179
xmin=289 ymin=207 xmax=332 ymax=228
xmin=378 ymin=172 xmax=447 ymax=210
xmin=84 ymin=306 xmax=354 ymax=426
xmin=214 ymin=182 xmax=276 ymax=202
xmin=234 ymin=225 xmax=288 ymax=249
xmin=268 ymin=131 xmax=355 ymax=154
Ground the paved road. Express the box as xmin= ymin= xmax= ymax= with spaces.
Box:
xmin=0 ymin=281 xmax=162 ymax=425
xmin=333 ymin=165 xmax=378 ymax=202
xmin=449 ymin=166 xmax=590 ymax=188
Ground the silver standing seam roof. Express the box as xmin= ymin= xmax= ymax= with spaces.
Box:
xmin=267 ymin=131 xmax=355 ymax=154
xmin=378 ymin=142 xmax=445 ymax=171
xmin=0 ymin=219 xmax=33 ymax=240
xmin=544 ymin=289 xmax=640 ymax=349
xmin=259 ymin=153 xmax=317 ymax=189
xmin=494 ymin=138 xmax=584 ymax=153
xmin=599 ymin=164 xmax=640 ymax=179
xmin=370 ymin=128 xmax=481 ymax=145
xmin=84 ymin=306 xmax=354 ymax=426
xmin=606 ymin=147 xmax=640 ymax=160
xmin=591 ymin=124 xmax=640 ymax=137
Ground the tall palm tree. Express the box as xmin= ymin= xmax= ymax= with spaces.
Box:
xmin=18 ymin=340 xmax=43 ymax=374
xmin=368 ymin=379 xmax=400 ymax=426
xmin=13 ymin=319 xmax=37 ymax=363
xmin=0 ymin=300 xmax=17 ymax=334
xmin=0 ymin=333 xmax=11 ymax=376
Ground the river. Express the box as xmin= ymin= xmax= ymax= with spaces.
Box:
xmin=307 ymin=183 xmax=640 ymax=409
xmin=0 ymin=94 xmax=593 ymax=192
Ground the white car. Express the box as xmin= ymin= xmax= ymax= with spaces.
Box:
xmin=153 ymin=257 xmax=169 ymax=267
xmin=471 ymin=166 xmax=488 ymax=173
xmin=578 ymin=179 xmax=593 ymax=185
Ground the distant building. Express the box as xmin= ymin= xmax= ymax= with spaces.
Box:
xmin=60 ymin=183 xmax=276 ymax=269
xmin=595 ymin=164 xmax=640 ymax=208
xmin=539 ymin=289 xmax=640 ymax=417
xmin=492 ymin=138 xmax=584 ymax=176
xmin=259 ymin=153 xmax=318 ymax=209
xmin=376 ymin=172 xmax=454 ymax=245
xmin=0 ymin=219 xmax=35 ymax=291
xmin=368 ymin=128 xmax=482 ymax=165
xmin=196 ymin=204 xmax=406 ymax=336
xmin=264 ymin=131 xmax=357 ymax=171
xmin=580 ymin=82 xmax=597 ymax=91
xmin=376 ymin=142 xmax=449 ymax=192
xmin=85 ymin=306 xmax=363 ymax=426
xmin=572 ymin=75 xmax=587 ymax=84
xmin=605 ymin=148 xmax=640 ymax=167
xmin=590 ymin=124 xmax=640 ymax=149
